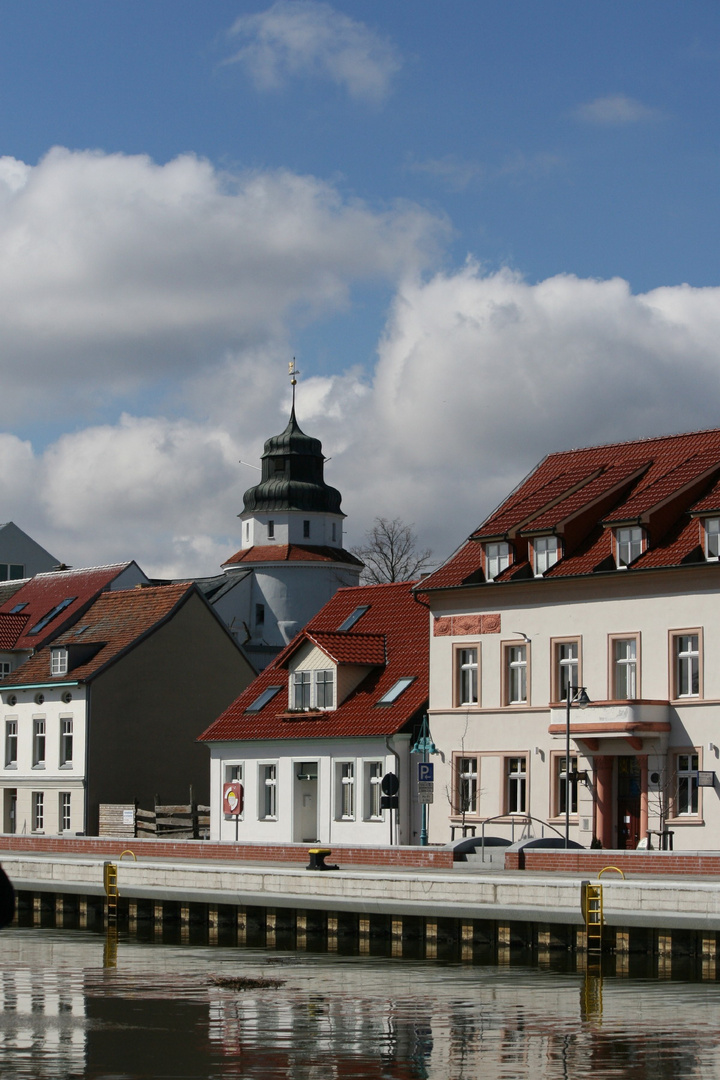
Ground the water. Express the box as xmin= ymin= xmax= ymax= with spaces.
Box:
xmin=2 ymin=927 xmax=720 ymax=1079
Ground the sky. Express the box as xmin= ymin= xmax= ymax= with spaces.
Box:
xmin=1 ymin=1 xmax=720 ymax=576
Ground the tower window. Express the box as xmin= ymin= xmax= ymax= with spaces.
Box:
xmin=273 ymin=457 xmax=285 ymax=473
xmin=303 ymin=520 xmax=310 ymax=539
xmin=255 ymin=603 xmax=265 ymax=626
xmin=268 ymin=520 xmax=275 ymax=539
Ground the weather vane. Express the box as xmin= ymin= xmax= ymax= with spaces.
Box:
xmin=288 ymin=358 xmax=300 ymax=409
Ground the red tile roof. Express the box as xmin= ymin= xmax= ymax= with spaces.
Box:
xmin=419 ymin=427 xmax=720 ymax=591
xmin=200 ymin=580 xmax=428 ymax=742
xmin=0 ymin=613 xmax=29 ymax=649
xmin=222 ymin=544 xmax=362 ymax=567
xmin=0 ymin=563 xmax=140 ymax=651
xmin=295 ymin=630 xmax=386 ymax=666
xmin=2 ymin=584 xmax=195 ymax=686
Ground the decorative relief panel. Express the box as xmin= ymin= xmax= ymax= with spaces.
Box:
xmin=433 ymin=613 xmax=501 ymax=637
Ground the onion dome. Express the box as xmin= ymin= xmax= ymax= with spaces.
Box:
xmin=242 ymin=408 xmax=343 ymax=515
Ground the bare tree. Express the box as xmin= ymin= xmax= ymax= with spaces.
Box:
xmin=354 ymin=517 xmax=433 ymax=584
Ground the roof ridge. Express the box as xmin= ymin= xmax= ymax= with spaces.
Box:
xmin=546 ymin=425 xmax=720 ymax=460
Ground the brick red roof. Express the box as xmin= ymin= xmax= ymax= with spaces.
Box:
xmin=222 ymin=544 xmax=362 ymax=567
xmin=294 ymin=630 xmax=386 ymax=666
xmin=2 ymin=584 xmax=195 ymax=686
xmin=419 ymin=427 xmax=720 ymax=591
xmin=200 ymin=581 xmax=427 ymax=742
xmin=0 ymin=613 xmax=29 ymax=649
xmin=0 ymin=563 xmax=141 ymax=651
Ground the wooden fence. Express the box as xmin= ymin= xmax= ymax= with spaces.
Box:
xmin=99 ymin=800 xmax=210 ymax=839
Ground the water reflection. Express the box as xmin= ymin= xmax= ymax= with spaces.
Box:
xmin=1 ymin=927 xmax=720 ymax=1079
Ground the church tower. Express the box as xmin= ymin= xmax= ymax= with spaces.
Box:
xmin=220 ymin=374 xmax=362 ymax=668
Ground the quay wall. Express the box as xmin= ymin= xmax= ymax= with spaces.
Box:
xmin=6 ymin=852 xmax=720 ymax=931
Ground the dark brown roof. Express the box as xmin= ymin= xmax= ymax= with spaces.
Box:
xmin=2 ymin=584 xmax=195 ymax=686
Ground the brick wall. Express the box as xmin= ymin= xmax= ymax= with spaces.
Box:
xmin=0 ymin=835 xmax=454 ymax=870
xmin=506 ymin=849 xmax=720 ymax=875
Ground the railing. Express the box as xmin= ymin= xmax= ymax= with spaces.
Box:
xmin=479 ymin=814 xmax=564 ymax=862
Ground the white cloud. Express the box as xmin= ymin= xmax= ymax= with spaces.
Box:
xmin=0 ymin=147 xmax=442 ymax=423
xmin=574 ymin=94 xmax=661 ymax=126
xmin=7 ymin=265 xmax=720 ymax=580
xmin=226 ymin=0 xmax=401 ymax=103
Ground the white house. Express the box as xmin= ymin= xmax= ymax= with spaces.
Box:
xmin=416 ymin=427 xmax=720 ymax=851
xmin=0 ymin=522 xmax=60 ymax=581
xmin=200 ymin=581 xmax=429 ymax=846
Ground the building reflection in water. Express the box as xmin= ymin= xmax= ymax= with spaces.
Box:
xmin=1 ymin=929 xmax=719 ymax=1079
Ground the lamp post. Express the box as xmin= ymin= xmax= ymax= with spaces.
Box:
xmin=565 ymin=684 xmax=590 ymax=847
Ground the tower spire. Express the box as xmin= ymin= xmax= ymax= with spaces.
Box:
xmin=288 ymin=358 xmax=300 ymax=414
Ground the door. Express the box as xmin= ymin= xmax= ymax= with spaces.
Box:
xmin=3 ymin=790 xmax=16 ymax=834
xmin=294 ymin=762 xmax=318 ymax=843
xmin=617 ymin=756 xmax=641 ymax=849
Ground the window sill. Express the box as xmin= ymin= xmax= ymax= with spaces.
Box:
xmin=3 ymin=764 xmax=17 ymax=770
xmin=59 ymin=763 xmax=73 ymax=770
xmin=259 ymin=816 xmax=277 ymax=822
xmin=665 ymin=817 xmax=705 ymax=826
xmin=547 ymin=816 xmax=579 ymax=825
xmin=32 ymin=764 xmax=46 ymax=770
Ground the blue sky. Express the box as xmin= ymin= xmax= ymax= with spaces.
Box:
xmin=1 ymin=2 xmax=720 ymax=575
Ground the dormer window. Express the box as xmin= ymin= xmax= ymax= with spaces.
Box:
xmin=533 ymin=536 xmax=559 ymax=576
xmin=705 ymin=517 xmax=720 ymax=560
xmin=485 ymin=542 xmax=510 ymax=581
xmin=291 ymin=668 xmax=335 ymax=710
xmin=51 ymin=647 xmax=68 ymax=676
xmin=615 ymin=526 xmax=643 ymax=568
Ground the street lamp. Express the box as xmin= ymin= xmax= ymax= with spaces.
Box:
xmin=411 ymin=714 xmax=437 ymax=846
xmin=565 ymin=684 xmax=591 ymax=847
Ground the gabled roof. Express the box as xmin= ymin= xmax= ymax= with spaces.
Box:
xmin=1 ymin=583 xmax=199 ymax=686
xmin=200 ymin=580 xmax=428 ymax=742
xmin=0 ymin=562 xmax=146 ymax=651
xmin=419 ymin=426 xmax=720 ymax=591
xmin=222 ymin=544 xmax=362 ymax=567
xmin=288 ymin=630 xmax=386 ymax=666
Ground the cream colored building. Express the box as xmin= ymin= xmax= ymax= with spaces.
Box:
xmin=418 ymin=428 xmax=720 ymax=850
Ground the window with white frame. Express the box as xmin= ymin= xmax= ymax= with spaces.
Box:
xmin=456 ymin=756 xmax=479 ymax=815
xmin=705 ymin=517 xmax=720 ymax=560
xmin=0 ymin=563 xmax=24 ymax=581
xmin=505 ymin=644 xmax=528 ymax=705
xmin=314 ymin=669 xmax=334 ymax=709
xmin=260 ymin=764 xmax=277 ymax=819
xmin=554 ymin=640 xmax=579 ymax=702
xmin=337 ymin=761 xmax=355 ymax=819
xmin=51 ymin=648 xmax=68 ymax=676
xmin=291 ymin=670 xmax=312 ymax=709
xmin=533 ymin=535 xmax=559 ymax=576
xmin=506 ymin=757 xmax=527 ymax=814
xmin=60 ymin=792 xmax=71 ymax=832
xmin=615 ymin=526 xmax=643 ymax=568
xmin=5 ymin=720 xmax=17 ymax=767
xmin=556 ymin=755 xmax=578 ymax=817
xmin=32 ymin=791 xmax=44 ymax=831
xmin=0 ymin=661 xmax=10 ymax=680
xmin=485 ymin=541 xmax=510 ymax=581
xmin=60 ymin=718 xmax=73 ymax=766
xmin=675 ymin=752 xmax=699 ymax=816
xmin=673 ymin=633 xmax=700 ymax=698
xmin=612 ymin=637 xmax=638 ymax=699
xmin=33 ymin=719 xmax=46 ymax=767
xmin=364 ymin=761 xmax=383 ymax=819
xmin=456 ymin=647 xmax=478 ymax=706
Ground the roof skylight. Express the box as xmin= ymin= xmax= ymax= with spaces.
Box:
xmin=9 ymin=603 xmax=27 ymax=614
xmin=245 ymin=685 xmax=282 ymax=713
xmin=337 ymin=605 xmax=370 ymax=632
xmin=28 ymin=597 xmax=77 ymax=636
xmin=376 ymin=677 xmax=415 ymax=706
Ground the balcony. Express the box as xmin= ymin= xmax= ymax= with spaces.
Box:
xmin=548 ymin=700 xmax=671 ymax=751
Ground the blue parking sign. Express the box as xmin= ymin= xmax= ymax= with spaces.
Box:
xmin=418 ymin=762 xmax=434 ymax=782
